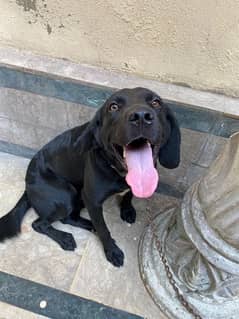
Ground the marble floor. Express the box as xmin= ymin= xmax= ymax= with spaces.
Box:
xmin=0 ymin=152 xmax=180 ymax=319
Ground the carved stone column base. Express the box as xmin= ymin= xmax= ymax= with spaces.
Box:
xmin=139 ymin=132 xmax=239 ymax=318
xmin=138 ymin=207 xmax=239 ymax=319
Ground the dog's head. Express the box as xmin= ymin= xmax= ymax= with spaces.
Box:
xmin=77 ymin=87 xmax=181 ymax=198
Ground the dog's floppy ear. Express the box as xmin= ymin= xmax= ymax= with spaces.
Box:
xmin=73 ymin=108 xmax=103 ymax=151
xmin=159 ymin=105 xmax=181 ymax=169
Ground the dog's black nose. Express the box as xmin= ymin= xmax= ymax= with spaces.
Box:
xmin=129 ymin=110 xmax=154 ymax=125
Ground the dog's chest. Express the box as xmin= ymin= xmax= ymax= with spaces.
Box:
xmin=116 ymin=188 xmax=130 ymax=196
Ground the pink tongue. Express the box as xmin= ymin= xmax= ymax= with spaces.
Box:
xmin=125 ymin=143 xmax=159 ymax=198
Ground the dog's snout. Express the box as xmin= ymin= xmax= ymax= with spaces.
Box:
xmin=129 ymin=110 xmax=154 ymax=126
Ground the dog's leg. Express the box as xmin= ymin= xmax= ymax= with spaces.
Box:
xmin=61 ymin=198 xmax=95 ymax=232
xmin=119 ymin=190 xmax=136 ymax=224
xmin=32 ymin=218 xmax=77 ymax=251
xmin=27 ymin=177 xmax=79 ymax=249
xmin=82 ymin=192 xmax=124 ymax=267
xmin=61 ymin=215 xmax=95 ymax=231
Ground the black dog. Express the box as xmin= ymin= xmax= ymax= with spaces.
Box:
xmin=0 ymin=87 xmax=180 ymax=267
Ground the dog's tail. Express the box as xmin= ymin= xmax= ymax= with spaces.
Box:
xmin=0 ymin=191 xmax=31 ymax=241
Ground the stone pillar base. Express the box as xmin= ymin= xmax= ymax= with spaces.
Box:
xmin=139 ymin=207 xmax=239 ymax=319
xmin=139 ymin=132 xmax=239 ymax=319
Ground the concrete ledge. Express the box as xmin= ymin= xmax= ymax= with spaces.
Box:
xmin=0 ymin=45 xmax=239 ymax=117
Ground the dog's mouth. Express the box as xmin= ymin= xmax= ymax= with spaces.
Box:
xmin=113 ymin=137 xmax=158 ymax=159
xmin=113 ymin=137 xmax=160 ymax=198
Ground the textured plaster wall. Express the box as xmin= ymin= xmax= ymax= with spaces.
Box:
xmin=0 ymin=0 xmax=239 ymax=96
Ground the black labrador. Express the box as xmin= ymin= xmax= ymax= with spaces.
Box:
xmin=0 ymin=87 xmax=180 ymax=267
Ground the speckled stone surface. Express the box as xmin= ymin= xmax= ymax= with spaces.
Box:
xmin=1 ymin=46 xmax=239 ymax=117
xmin=0 ymin=151 xmax=177 ymax=318
xmin=70 ymin=195 xmax=179 ymax=319
xmin=0 ymin=301 xmax=48 ymax=319
xmin=1 ymin=70 xmax=238 ymax=152
xmin=0 ymin=87 xmax=96 ymax=149
xmin=0 ymin=152 xmax=91 ymax=291
xmin=0 ymin=272 xmax=142 ymax=319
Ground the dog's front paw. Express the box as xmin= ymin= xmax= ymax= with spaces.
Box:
xmin=120 ymin=206 xmax=136 ymax=224
xmin=104 ymin=240 xmax=124 ymax=267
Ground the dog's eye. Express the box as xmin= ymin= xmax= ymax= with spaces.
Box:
xmin=109 ymin=103 xmax=119 ymax=112
xmin=151 ymin=99 xmax=161 ymax=108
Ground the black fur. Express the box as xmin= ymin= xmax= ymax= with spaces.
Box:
xmin=158 ymin=107 xmax=181 ymax=168
xmin=0 ymin=87 xmax=181 ymax=267
xmin=0 ymin=191 xmax=30 ymax=240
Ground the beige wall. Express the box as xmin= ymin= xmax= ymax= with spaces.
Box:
xmin=0 ymin=0 xmax=239 ymax=97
